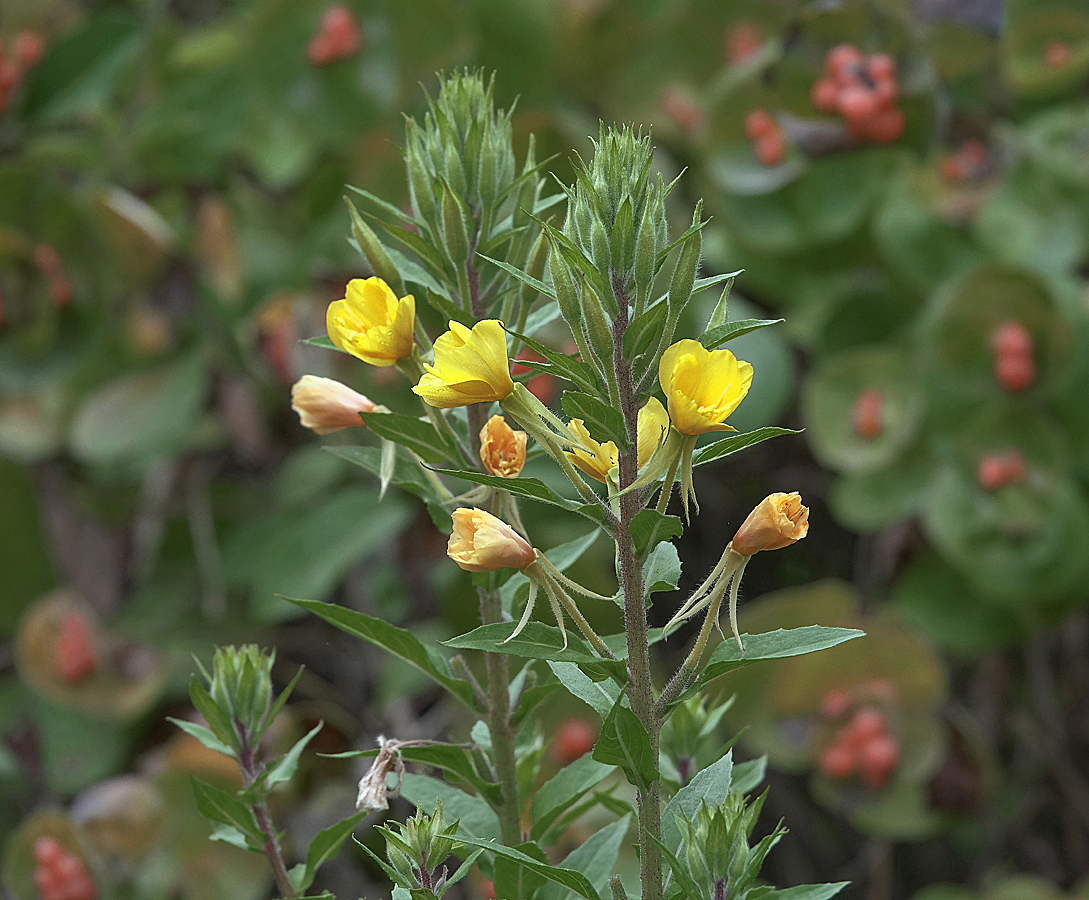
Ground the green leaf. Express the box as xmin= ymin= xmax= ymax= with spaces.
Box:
xmin=399 ymin=774 xmax=500 ymax=841
xmin=660 ymin=751 xmax=733 ymax=852
xmin=264 ymin=721 xmax=323 ymax=788
xmin=478 ymin=253 xmax=556 ymax=300
xmin=538 ymin=816 xmax=631 ymax=900
xmin=732 ymin=756 xmax=768 ymax=795
xmin=504 ymin=329 xmax=600 ymax=395
xmin=302 ymin=335 xmax=339 ymax=352
xmin=346 ymin=185 xmax=420 ymax=226
xmin=293 ymin=810 xmax=369 ymax=893
xmin=456 ymin=837 xmax=605 ymax=900
xmin=530 ymin=755 xmax=616 ymax=840
xmin=692 ymin=428 xmax=800 ymax=468
xmin=700 ymin=318 xmax=784 ymax=349
xmin=430 ymin=468 xmax=570 ymax=508
xmin=443 ymin=622 xmax=608 ymax=667
xmin=761 ymin=885 xmax=849 ymax=900
xmin=623 ymin=300 xmax=668 ymax=361
xmin=642 ymin=541 xmax=681 ymax=597
xmin=693 ymin=270 xmax=744 ymax=296
xmin=495 ymin=842 xmax=549 ymax=900
xmin=547 ymin=661 xmax=619 ymax=719
xmin=358 ymin=411 xmax=459 ymax=465
xmin=285 ymin=598 xmax=476 ymax=707
xmin=167 ymin=718 xmax=235 ymax=758
xmin=23 ymin=9 xmax=141 ymax=122
xmin=630 ymin=509 xmax=683 ymax=558
xmin=562 ymin=392 xmax=628 ymax=449
xmin=191 ymin=779 xmax=265 ymax=852
xmin=187 ymin=677 xmax=238 ymax=751
xmin=592 ymin=697 xmax=657 ymax=789
xmin=693 ymin=626 xmax=865 ymax=694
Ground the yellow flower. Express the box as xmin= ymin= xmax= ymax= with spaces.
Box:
xmin=326 ymin=277 xmax=415 ymax=367
xmin=566 ymin=419 xmax=617 ymax=483
xmin=480 ymin=415 xmax=527 ymax=478
xmin=658 ymin=339 xmax=753 ymax=435
xmin=447 ymin=508 xmax=535 ymax=572
xmin=413 ymin=320 xmax=514 ymax=408
xmin=290 ymin=375 xmax=377 ymax=435
xmin=565 ymin=397 xmax=673 ymax=484
xmin=731 ymin=492 xmax=809 ymax=556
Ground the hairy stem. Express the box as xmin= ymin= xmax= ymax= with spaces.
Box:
xmin=611 ymin=273 xmax=663 ymax=900
xmin=238 ymin=733 xmax=296 ymax=898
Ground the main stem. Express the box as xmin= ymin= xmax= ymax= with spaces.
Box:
xmin=465 ymin=229 xmax=523 ymax=852
xmin=612 ymin=275 xmax=663 ymax=900
xmin=238 ymin=731 xmax=296 ymax=898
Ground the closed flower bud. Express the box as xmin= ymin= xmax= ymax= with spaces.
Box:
xmin=479 ymin=415 xmax=527 ymax=477
xmin=291 ymin=375 xmax=376 ymax=434
xmin=659 ymin=339 xmax=753 ymax=435
xmin=447 ymin=508 xmax=535 ymax=572
xmin=413 ymin=320 xmax=514 ymax=408
xmin=732 ymin=492 xmax=809 ymax=556
xmin=326 ymin=277 xmax=416 ymax=367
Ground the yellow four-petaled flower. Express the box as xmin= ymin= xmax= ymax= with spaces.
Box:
xmin=413 ymin=320 xmax=515 ymax=408
xmin=658 ymin=339 xmax=753 ymax=435
xmin=326 ymin=277 xmax=416 ymax=367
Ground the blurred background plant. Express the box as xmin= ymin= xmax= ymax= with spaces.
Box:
xmin=4 ymin=0 xmax=1089 ymax=898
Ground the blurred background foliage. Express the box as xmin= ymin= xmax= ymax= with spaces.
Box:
xmin=4 ymin=0 xmax=1089 ymax=897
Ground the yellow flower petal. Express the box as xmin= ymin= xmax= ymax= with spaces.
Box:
xmin=659 ymin=339 xmax=752 ymax=435
xmin=326 ymin=277 xmax=416 ymax=367
xmin=413 ymin=319 xmax=514 ymax=408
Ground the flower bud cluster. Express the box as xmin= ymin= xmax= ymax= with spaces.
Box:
xmin=206 ymin=645 xmax=276 ymax=749
xmin=404 ymin=71 xmax=516 ymax=228
xmin=675 ymin=793 xmax=785 ymax=900
xmin=376 ymin=802 xmax=462 ymax=896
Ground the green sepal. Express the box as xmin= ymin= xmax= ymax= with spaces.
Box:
xmin=592 ymin=694 xmax=657 ymax=789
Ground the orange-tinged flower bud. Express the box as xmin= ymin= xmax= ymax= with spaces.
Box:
xmin=413 ymin=320 xmax=514 ymax=408
xmin=659 ymin=339 xmax=753 ymax=435
xmin=479 ymin=415 xmax=527 ymax=477
xmin=732 ymin=491 xmax=809 ymax=556
xmin=326 ymin=277 xmax=416 ymax=367
xmin=291 ymin=375 xmax=376 ymax=434
xmin=447 ymin=508 xmax=535 ymax=573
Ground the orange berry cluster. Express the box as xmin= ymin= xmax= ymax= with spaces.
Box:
xmin=818 ymin=699 xmax=901 ymax=789
xmin=725 ymin=22 xmax=763 ymax=66
xmin=0 ymin=31 xmax=45 ymax=113
xmin=306 ymin=5 xmax=363 ymax=67
xmin=811 ymin=44 xmax=904 ymax=145
xmin=990 ymin=319 xmax=1035 ymax=393
xmin=53 ymin=611 xmax=99 ymax=685
xmin=33 ymin=837 xmax=97 ymax=900
xmin=744 ymin=109 xmax=785 ymax=167
xmin=851 ymin=387 xmax=886 ymax=440
xmin=977 ymin=450 xmax=1028 ymax=492
xmin=938 ymin=139 xmax=989 ymax=184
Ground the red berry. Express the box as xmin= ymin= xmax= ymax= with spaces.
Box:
xmin=658 ymin=87 xmax=705 ymax=134
xmin=14 ymin=31 xmax=46 ymax=70
xmin=844 ymin=707 xmax=887 ymax=748
xmin=1044 ymin=40 xmax=1071 ymax=68
xmin=811 ymin=78 xmax=839 ymax=113
xmin=978 ymin=455 xmax=1008 ymax=492
xmin=865 ymin=107 xmax=905 ymax=144
xmin=990 ymin=320 xmax=1033 ymax=357
xmin=821 ymin=688 xmax=851 ymax=720
xmin=743 ymin=108 xmax=775 ymax=140
xmin=994 ymin=353 xmax=1035 ymax=392
xmin=859 ymin=734 xmax=900 ymax=788
xmin=553 ymin=718 xmax=597 ymax=762
xmin=871 ymin=76 xmax=899 ymax=109
xmin=754 ymin=134 xmax=785 ymax=167
xmin=481 ymin=878 xmax=497 ymax=899
xmin=818 ymin=740 xmax=857 ymax=780
xmin=827 ymin=43 xmax=863 ymax=77
xmin=725 ymin=22 xmax=762 ymax=65
xmin=0 ymin=60 xmax=18 ymax=92
xmin=867 ymin=53 xmax=896 ymax=81
xmin=53 ymin=611 xmax=98 ymax=684
xmin=852 ymin=388 xmax=885 ymax=440
xmin=837 ymin=86 xmax=879 ymax=124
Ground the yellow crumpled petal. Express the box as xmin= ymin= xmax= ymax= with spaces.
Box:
xmin=413 ymin=320 xmax=515 ymax=408
xmin=326 ymin=277 xmax=416 ymax=367
xmin=658 ymin=339 xmax=753 ymax=435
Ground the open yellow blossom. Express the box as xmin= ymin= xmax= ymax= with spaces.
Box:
xmin=732 ymin=492 xmax=809 ymax=556
xmin=565 ymin=397 xmax=672 ymax=484
xmin=479 ymin=415 xmax=527 ymax=477
xmin=658 ymin=339 xmax=753 ymax=435
xmin=290 ymin=375 xmax=376 ymax=434
xmin=447 ymin=508 xmax=535 ymax=573
xmin=326 ymin=277 xmax=415 ymax=367
xmin=413 ymin=320 xmax=514 ymax=408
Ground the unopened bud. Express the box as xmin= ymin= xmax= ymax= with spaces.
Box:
xmin=731 ymin=492 xmax=809 ymax=557
xmin=291 ymin=375 xmax=376 ymax=434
